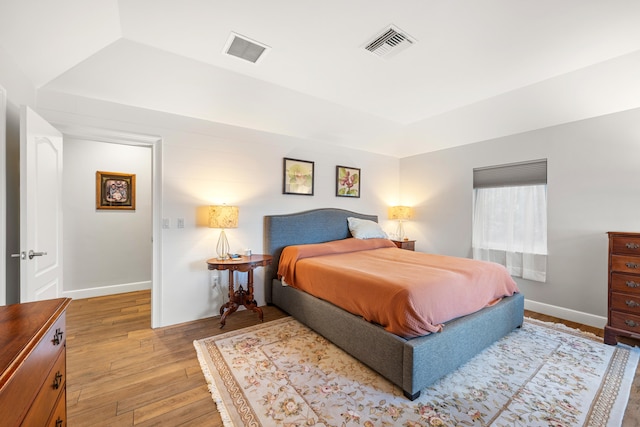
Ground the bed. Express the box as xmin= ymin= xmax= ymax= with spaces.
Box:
xmin=263 ymin=208 xmax=525 ymax=400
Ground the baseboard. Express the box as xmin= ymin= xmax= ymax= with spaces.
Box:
xmin=62 ymin=281 xmax=151 ymax=300
xmin=524 ymin=299 xmax=607 ymax=329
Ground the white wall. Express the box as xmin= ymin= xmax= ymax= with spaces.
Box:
xmin=38 ymin=92 xmax=399 ymax=326
xmin=62 ymin=138 xmax=152 ymax=298
xmin=401 ymin=107 xmax=640 ymax=327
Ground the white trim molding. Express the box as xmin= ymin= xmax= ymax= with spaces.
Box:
xmin=62 ymin=280 xmax=152 ymax=300
xmin=524 ymin=298 xmax=607 ymax=329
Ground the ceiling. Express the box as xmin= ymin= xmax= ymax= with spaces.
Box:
xmin=2 ymin=0 xmax=640 ymax=157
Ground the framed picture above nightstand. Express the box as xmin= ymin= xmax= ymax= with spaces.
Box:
xmin=391 ymin=239 xmax=415 ymax=251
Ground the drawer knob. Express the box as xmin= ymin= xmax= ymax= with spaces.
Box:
xmin=625 ymin=319 xmax=639 ymax=328
xmin=55 ymin=417 xmax=64 ymax=427
xmin=53 ymin=371 xmax=63 ymax=389
xmin=625 ymin=262 xmax=640 ymax=269
xmin=52 ymin=328 xmax=64 ymax=345
xmin=626 ymin=243 xmax=640 ymax=249
xmin=626 ymin=281 xmax=640 ymax=288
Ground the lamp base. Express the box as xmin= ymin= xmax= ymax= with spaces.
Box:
xmin=395 ymin=221 xmax=406 ymax=241
xmin=216 ymin=229 xmax=230 ymax=260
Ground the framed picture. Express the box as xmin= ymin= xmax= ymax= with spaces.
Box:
xmin=96 ymin=171 xmax=136 ymax=210
xmin=283 ymin=158 xmax=314 ymax=195
xmin=336 ymin=166 xmax=361 ymax=198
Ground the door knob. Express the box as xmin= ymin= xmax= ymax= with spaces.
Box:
xmin=10 ymin=252 xmax=25 ymax=260
xmin=28 ymin=250 xmax=47 ymax=259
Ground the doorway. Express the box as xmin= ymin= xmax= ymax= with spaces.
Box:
xmin=57 ymin=125 xmax=163 ymax=328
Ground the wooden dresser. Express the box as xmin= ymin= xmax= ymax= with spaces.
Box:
xmin=605 ymin=232 xmax=640 ymax=345
xmin=0 ymin=298 xmax=72 ymax=426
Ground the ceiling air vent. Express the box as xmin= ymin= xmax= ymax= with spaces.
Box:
xmin=364 ymin=25 xmax=415 ymax=58
xmin=223 ymin=32 xmax=270 ymax=64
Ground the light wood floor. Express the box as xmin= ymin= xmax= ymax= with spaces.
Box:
xmin=66 ymin=290 xmax=288 ymax=426
xmin=66 ymin=290 xmax=638 ymax=426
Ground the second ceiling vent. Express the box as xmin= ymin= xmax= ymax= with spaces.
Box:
xmin=364 ymin=25 xmax=416 ymax=58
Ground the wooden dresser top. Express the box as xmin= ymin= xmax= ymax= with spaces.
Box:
xmin=0 ymin=298 xmax=72 ymax=389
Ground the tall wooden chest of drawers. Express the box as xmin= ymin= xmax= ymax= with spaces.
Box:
xmin=0 ymin=298 xmax=72 ymax=426
xmin=605 ymin=232 xmax=640 ymax=345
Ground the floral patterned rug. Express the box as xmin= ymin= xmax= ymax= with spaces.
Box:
xmin=194 ymin=317 xmax=638 ymax=426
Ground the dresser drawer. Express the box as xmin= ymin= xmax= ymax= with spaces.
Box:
xmin=611 ymin=273 xmax=640 ymax=294
xmin=611 ymin=236 xmax=640 ymax=255
xmin=46 ymin=388 xmax=66 ymax=427
xmin=611 ymin=255 xmax=640 ymax=274
xmin=21 ymin=347 xmax=66 ymax=426
xmin=610 ymin=310 xmax=640 ymax=335
xmin=611 ymin=292 xmax=640 ymax=315
xmin=0 ymin=312 xmax=66 ymax=426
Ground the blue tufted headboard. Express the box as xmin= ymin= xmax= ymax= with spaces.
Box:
xmin=263 ymin=208 xmax=378 ymax=303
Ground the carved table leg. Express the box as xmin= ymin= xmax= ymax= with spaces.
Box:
xmin=245 ymin=269 xmax=263 ymax=322
xmin=219 ymin=302 xmax=239 ymax=328
xmin=219 ymin=270 xmax=237 ymax=328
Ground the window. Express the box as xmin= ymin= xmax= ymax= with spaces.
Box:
xmin=472 ymin=160 xmax=547 ymax=282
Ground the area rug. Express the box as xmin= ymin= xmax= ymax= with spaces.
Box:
xmin=194 ymin=317 xmax=639 ymax=426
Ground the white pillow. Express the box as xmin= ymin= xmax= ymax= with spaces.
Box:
xmin=347 ymin=217 xmax=388 ymax=239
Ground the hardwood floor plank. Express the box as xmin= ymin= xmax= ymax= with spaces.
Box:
xmin=116 ymin=376 xmax=206 ymax=414
xmin=68 ymin=401 xmax=122 ymax=427
xmin=76 ymin=361 xmax=192 ymax=401
xmin=134 ymin=396 xmax=219 ymax=427
xmin=66 ymin=290 xmax=637 ymax=425
xmin=132 ymin=386 xmax=212 ymax=423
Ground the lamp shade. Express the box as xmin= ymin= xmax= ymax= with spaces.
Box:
xmin=388 ymin=206 xmax=413 ymax=221
xmin=209 ymin=205 xmax=239 ymax=229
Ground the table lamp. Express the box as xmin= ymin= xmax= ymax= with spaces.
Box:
xmin=209 ymin=205 xmax=239 ymax=259
xmin=388 ymin=206 xmax=413 ymax=241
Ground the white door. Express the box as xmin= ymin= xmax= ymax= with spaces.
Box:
xmin=19 ymin=106 xmax=63 ymax=302
xmin=0 ymin=87 xmax=6 ymax=305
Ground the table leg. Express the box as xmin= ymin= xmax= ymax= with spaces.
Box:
xmin=244 ymin=299 xmax=263 ymax=322
xmin=219 ymin=270 xmax=237 ymax=328
xmin=245 ymin=269 xmax=263 ymax=322
xmin=219 ymin=302 xmax=239 ymax=328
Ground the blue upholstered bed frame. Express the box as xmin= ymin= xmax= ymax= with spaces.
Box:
xmin=263 ymin=208 xmax=524 ymax=400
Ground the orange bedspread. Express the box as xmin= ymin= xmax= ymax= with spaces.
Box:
xmin=278 ymin=238 xmax=519 ymax=338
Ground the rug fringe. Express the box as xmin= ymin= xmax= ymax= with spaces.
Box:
xmin=193 ymin=340 xmax=235 ymax=427
xmin=524 ymin=316 xmax=601 ymax=340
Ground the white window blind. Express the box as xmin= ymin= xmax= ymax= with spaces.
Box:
xmin=472 ymin=159 xmax=548 ymax=282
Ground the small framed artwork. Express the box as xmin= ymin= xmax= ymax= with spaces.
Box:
xmin=96 ymin=171 xmax=136 ymax=210
xmin=283 ymin=158 xmax=314 ymax=196
xmin=336 ymin=165 xmax=360 ymax=198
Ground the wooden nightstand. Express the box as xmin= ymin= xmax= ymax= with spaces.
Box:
xmin=391 ymin=239 xmax=415 ymax=251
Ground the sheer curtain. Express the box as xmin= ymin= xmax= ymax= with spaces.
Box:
xmin=472 ymin=184 xmax=547 ymax=282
